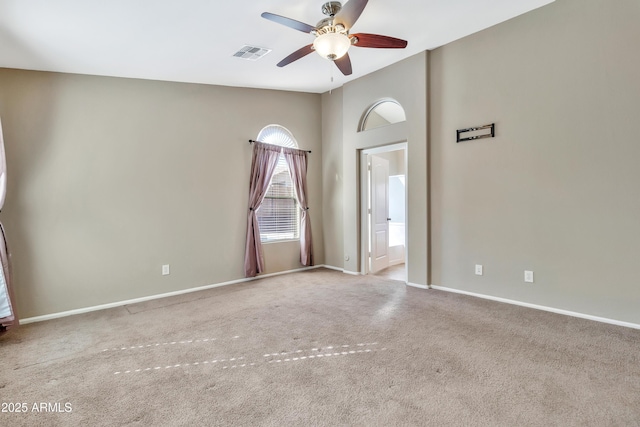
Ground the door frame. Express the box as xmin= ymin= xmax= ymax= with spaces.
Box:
xmin=359 ymin=142 xmax=408 ymax=281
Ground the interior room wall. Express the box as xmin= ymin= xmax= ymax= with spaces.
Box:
xmin=322 ymin=52 xmax=428 ymax=285
xmin=430 ymin=0 xmax=640 ymax=324
xmin=321 ymin=88 xmax=344 ymax=270
xmin=0 ymin=69 xmax=323 ymax=318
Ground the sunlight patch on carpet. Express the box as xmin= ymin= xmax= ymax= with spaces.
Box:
xmin=101 ymin=335 xmax=241 ymax=353
xmin=111 ymin=342 xmax=388 ymax=376
xmin=262 ymin=342 xmax=378 ymax=357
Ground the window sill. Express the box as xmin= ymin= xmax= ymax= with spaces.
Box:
xmin=261 ymin=239 xmax=300 ymax=245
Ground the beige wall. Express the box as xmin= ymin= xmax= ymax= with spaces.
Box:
xmin=322 ymin=52 xmax=428 ymax=285
xmin=430 ymin=0 xmax=640 ymax=323
xmin=321 ymin=88 xmax=344 ymax=269
xmin=0 ymin=69 xmax=323 ymax=318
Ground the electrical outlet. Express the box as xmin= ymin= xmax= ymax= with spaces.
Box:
xmin=162 ymin=264 xmax=170 ymax=276
xmin=475 ymin=264 xmax=483 ymax=276
xmin=524 ymin=270 xmax=534 ymax=283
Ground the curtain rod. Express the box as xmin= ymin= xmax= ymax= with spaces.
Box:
xmin=248 ymin=140 xmax=311 ymax=153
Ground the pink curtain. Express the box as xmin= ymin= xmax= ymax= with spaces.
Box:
xmin=244 ymin=142 xmax=281 ymax=277
xmin=0 ymin=117 xmax=16 ymax=334
xmin=282 ymin=147 xmax=313 ymax=266
xmin=0 ymin=223 xmax=15 ymax=334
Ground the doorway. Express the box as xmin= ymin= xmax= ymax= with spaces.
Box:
xmin=360 ymin=143 xmax=408 ymax=283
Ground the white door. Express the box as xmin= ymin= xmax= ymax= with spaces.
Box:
xmin=370 ymin=154 xmax=390 ymax=274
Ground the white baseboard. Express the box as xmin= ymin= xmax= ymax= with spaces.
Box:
xmin=343 ymin=270 xmax=362 ymax=276
xmin=322 ymin=265 xmax=344 ymax=272
xmin=430 ymin=285 xmax=640 ymax=330
xmin=407 ymin=282 xmax=428 ymax=290
xmin=21 ymin=265 xmax=324 ymax=325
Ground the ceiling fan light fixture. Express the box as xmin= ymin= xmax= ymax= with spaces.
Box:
xmin=313 ymin=32 xmax=350 ymax=61
xmin=261 ymin=1 xmax=408 ymax=76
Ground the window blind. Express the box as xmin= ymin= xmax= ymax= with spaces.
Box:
xmin=257 ymin=166 xmax=299 ymax=242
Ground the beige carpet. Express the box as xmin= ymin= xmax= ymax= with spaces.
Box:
xmin=1 ymin=268 xmax=639 ymax=426
xmin=374 ymin=263 xmax=406 ymax=282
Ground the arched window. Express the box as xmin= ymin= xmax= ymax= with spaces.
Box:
xmin=256 ymin=125 xmax=299 ymax=242
xmin=358 ymin=99 xmax=406 ymax=132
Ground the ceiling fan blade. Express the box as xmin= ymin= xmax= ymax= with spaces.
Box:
xmin=277 ymin=44 xmax=315 ymax=67
xmin=334 ymin=0 xmax=369 ymax=30
xmin=350 ymin=33 xmax=408 ymax=49
xmin=334 ymin=53 xmax=353 ymax=76
xmin=261 ymin=12 xmax=316 ymax=34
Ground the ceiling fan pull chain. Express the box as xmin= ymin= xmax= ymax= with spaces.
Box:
xmin=329 ymin=59 xmax=334 ymax=94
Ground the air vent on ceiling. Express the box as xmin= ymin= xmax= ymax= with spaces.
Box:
xmin=233 ymin=45 xmax=272 ymax=61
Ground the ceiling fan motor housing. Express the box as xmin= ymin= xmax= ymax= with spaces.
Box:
xmin=321 ymin=1 xmax=342 ymax=17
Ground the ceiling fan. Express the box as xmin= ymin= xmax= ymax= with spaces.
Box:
xmin=261 ymin=0 xmax=408 ymax=76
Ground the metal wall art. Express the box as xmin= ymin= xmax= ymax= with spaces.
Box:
xmin=456 ymin=123 xmax=495 ymax=142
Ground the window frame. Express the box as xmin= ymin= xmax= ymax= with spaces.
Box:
xmin=255 ymin=125 xmax=300 ymax=243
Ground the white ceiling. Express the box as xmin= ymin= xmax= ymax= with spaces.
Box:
xmin=0 ymin=0 xmax=554 ymax=94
